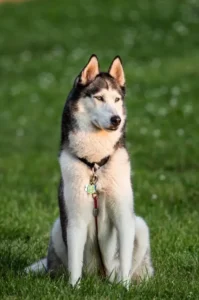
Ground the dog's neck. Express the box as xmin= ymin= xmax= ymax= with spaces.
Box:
xmin=68 ymin=128 xmax=122 ymax=163
xmin=64 ymin=107 xmax=125 ymax=162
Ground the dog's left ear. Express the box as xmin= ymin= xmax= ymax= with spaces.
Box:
xmin=108 ymin=56 xmax=125 ymax=87
xmin=78 ymin=54 xmax=99 ymax=85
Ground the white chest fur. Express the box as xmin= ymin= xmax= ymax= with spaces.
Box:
xmin=68 ymin=129 xmax=121 ymax=162
xmin=59 ymin=147 xmax=133 ymax=218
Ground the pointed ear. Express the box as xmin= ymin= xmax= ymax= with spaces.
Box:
xmin=78 ymin=55 xmax=99 ymax=85
xmin=108 ymin=56 xmax=125 ymax=87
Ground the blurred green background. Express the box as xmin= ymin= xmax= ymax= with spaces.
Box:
xmin=0 ymin=0 xmax=198 ymax=299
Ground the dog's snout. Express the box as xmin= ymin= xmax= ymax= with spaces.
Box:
xmin=110 ymin=115 xmax=121 ymax=127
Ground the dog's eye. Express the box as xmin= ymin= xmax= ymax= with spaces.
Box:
xmin=94 ymin=96 xmax=104 ymax=102
xmin=115 ymin=97 xmax=120 ymax=103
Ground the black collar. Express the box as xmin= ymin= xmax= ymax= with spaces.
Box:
xmin=78 ymin=155 xmax=110 ymax=169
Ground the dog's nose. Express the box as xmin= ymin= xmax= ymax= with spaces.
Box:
xmin=110 ymin=115 xmax=121 ymax=127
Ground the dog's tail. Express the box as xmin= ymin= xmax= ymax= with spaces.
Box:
xmin=25 ymin=258 xmax=47 ymax=274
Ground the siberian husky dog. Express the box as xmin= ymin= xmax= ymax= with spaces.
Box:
xmin=26 ymin=55 xmax=153 ymax=288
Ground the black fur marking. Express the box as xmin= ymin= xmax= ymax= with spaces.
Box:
xmin=85 ymin=73 xmax=125 ymax=98
xmin=47 ymin=236 xmax=63 ymax=274
xmin=114 ymin=121 xmax=126 ymax=150
xmin=58 ymin=178 xmax=67 ymax=246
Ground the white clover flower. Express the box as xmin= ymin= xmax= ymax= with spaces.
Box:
xmin=159 ymin=174 xmax=166 ymax=181
xmin=145 ymin=103 xmax=155 ymax=112
xmin=173 ymin=22 xmax=189 ymax=36
xmin=177 ymin=128 xmax=184 ymax=136
xmin=158 ymin=107 xmax=168 ymax=116
xmin=183 ymin=104 xmax=193 ymax=114
xmin=151 ymin=194 xmax=158 ymax=200
xmin=153 ymin=129 xmax=161 ymax=137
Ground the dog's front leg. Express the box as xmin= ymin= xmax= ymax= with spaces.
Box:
xmin=119 ymin=212 xmax=135 ymax=288
xmin=113 ymin=196 xmax=135 ymax=289
xmin=67 ymin=220 xmax=87 ymax=287
xmin=117 ymin=207 xmax=135 ymax=289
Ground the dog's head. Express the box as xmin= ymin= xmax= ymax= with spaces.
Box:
xmin=72 ymin=55 xmax=126 ymax=132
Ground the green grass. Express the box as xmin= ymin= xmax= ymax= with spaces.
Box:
xmin=0 ymin=0 xmax=199 ymax=299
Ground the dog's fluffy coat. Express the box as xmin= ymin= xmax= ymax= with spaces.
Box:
xmin=26 ymin=55 xmax=153 ymax=288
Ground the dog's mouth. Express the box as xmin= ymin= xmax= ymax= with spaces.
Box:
xmin=92 ymin=120 xmax=119 ymax=132
xmin=106 ymin=126 xmax=118 ymax=131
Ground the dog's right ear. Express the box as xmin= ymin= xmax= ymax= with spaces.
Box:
xmin=75 ymin=55 xmax=99 ymax=86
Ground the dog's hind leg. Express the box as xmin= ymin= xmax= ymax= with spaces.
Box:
xmin=47 ymin=237 xmax=63 ymax=276
xmin=25 ymin=218 xmax=67 ymax=276
xmin=131 ymin=216 xmax=154 ymax=282
xmin=47 ymin=218 xmax=67 ymax=275
xmin=25 ymin=258 xmax=47 ymax=274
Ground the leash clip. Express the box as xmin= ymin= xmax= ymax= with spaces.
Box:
xmin=90 ymin=167 xmax=98 ymax=185
xmin=93 ymin=207 xmax=99 ymax=217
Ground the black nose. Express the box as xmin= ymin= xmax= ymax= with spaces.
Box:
xmin=110 ymin=115 xmax=121 ymax=127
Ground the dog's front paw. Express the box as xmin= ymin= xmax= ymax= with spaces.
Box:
xmin=122 ymin=278 xmax=131 ymax=290
xmin=70 ymin=277 xmax=81 ymax=289
xmin=117 ymin=275 xmax=132 ymax=290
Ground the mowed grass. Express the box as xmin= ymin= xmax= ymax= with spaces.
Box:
xmin=0 ymin=0 xmax=199 ymax=299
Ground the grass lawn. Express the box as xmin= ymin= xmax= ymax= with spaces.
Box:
xmin=0 ymin=0 xmax=199 ymax=299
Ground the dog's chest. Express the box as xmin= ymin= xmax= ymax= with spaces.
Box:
xmin=68 ymin=130 xmax=120 ymax=162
